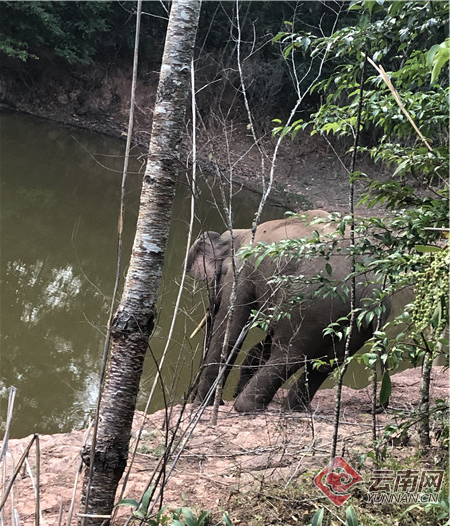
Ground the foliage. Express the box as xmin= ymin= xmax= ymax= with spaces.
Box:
xmin=307 ymin=505 xmax=361 ymax=526
xmin=0 ymin=1 xmax=167 ymax=64
xmin=402 ymin=496 xmax=450 ymax=526
xmin=427 ymin=39 xmax=450 ymax=84
xmin=0 ymin=2 xmax=111 ymax=63
xmin=265 ymin=1 xmax=450 ymax=459
xmin=410 ymin=246 xmax=449 ymax=337
xmin=271 ymin=1 xmax=448 ymax=342
xmin=116 ymin=490 xmax=233 ymax=526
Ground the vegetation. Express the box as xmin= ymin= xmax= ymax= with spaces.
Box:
xmin=272 ymin=0 xmax=449 ymax=390
xmin=1 ymin=1 xmax=448 ymax=525
xmin=116 ymin=490 xmax=232 ymax=526
xmin=246 ymin=1 xmax=449 ymax=521
xmin=0 ymin=1 xmax=167 ymax=64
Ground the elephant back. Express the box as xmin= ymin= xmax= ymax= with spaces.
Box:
xmin=253 ymin=210 xmax=337 ymax=244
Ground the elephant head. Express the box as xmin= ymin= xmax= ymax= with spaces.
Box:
xmin=187 ymin=211 xmax=388 ymax=412
xmin=186 ymin=231 xmax=227 ymax=285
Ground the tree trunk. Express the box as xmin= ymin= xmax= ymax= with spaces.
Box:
xmin=80 ymin=1 xmax=201 ymax=524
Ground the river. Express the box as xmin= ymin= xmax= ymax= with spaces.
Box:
xmin=1 ymin=111 xmax=285 ymax=438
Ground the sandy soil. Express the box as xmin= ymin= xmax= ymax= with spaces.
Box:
xmin=3 ymin=367 xmax=448 ymax=526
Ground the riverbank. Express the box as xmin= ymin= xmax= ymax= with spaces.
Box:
xmin=4 ymin=366 xmax=448 ymax=525
xmin=1 ymin=55 xmax=384 ymax=214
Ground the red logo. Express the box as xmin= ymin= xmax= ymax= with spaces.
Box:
xmin=314 ymin=456 xmax=363 ymax=506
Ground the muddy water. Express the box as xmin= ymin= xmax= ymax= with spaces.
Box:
xmin=1 ymin=112 xmax=285 ymax=438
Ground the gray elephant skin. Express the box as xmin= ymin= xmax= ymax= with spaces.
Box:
xmin=187 ymin=210 xmax=386 ymax=412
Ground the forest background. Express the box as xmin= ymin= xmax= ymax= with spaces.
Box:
xmin=0 ymin=1 xmax=449 ymax=526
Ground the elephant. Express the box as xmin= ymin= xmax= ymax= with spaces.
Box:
xmin=187 ymin=210 xmax=388 ymax=412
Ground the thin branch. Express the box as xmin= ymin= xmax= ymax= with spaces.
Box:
xmin=364 ymin=54 xmax=433 ymax=153
xmin=34 ymin=435 xmax=40 ymax=526
xmin=67 ymin=421 xmax=93 ymax=526
xmin=0 ymin=387 xmax=17 ymax=462
xmin=331 ymin=53 xmax=367 ymax=460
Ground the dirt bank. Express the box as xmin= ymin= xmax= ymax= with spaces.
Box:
xmin=1 ymin=57 xmax=386 ymax=214
xmin=3 ymin=367 xmax=448 ymax=525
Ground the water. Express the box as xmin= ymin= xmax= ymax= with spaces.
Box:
xmin=0 ymin=112 xmax=284 ymax=438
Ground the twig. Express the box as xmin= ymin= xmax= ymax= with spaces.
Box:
xmin=77 ymin=514 xmax=111 ymax=519
xmin=364 ymin=54 xmax=433 ymax=153
xmin=67 ymin=420 xmax=93 ymax=526
xmin=0 ymin=434 xmax=37 ymax=512
xmin=57 ymin=501 xmax=64 ymax=526
xmin=419 ymin=332 xmax=433 ymax=450
xmin=1 ymin=452 xmax=14 ymax=526
xmin=331 ymin=52 xmax=367 ymax=460
xmin=17 ymin=442 xmax=43 ymax=524
xmin=35 ymin=435 xmax=40 ymax=526
xmin=0 ymin=387 xmax=17 ymax=463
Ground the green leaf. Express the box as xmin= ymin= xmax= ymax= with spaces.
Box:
xmin=415 ymin=244 xmax=442 ymax=253
xmin=431 ymin=52 xmax=449 ymax=83
xmin=389 ymin=1 xmax=403 ymax=15
xmin=141 ymin=487 xmax=153 ymax=513
xmin=345 ymin=505 xmax=360 ymax=526
xmin=283 ymin=43 xmax=294 ymax=59
xmin=115 ymin=498 xmax=139 ymax=509
xmin=358 ymin=451 xmax=375 ymax=466
xmin=301 ymin=36 xmax=311 ymax=51
xmin=197 ymin=511 xmax=211 ymax=525
xmin=222 ymin=512 xmax=234 ymax=526
xmin=379 ymin=371 xmax=392 ymax=406
xmin=427 ymin=44 xmax=441 ymax=68
xmin=310 ymin=508 xmax=324 ymax=526
xmin=325 ymin=263 xmax=333 ymax=276
xmin=428 ymin=40 xmax=450 ymax=83
xmin=272 ymin=33 xmax=285 ymax=44
xmin=364 ymin=1 xmax=376 ymax=15
xmin=255 ymin=253 xmax=267 ymax=268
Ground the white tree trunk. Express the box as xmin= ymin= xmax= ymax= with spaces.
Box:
xmin=80 ymin=1 xmax=201 ymax=523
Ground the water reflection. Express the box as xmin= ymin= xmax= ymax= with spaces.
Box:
xmin=1 ymin=112 xmax=142 ymax=437
xmin=9 ymin=261 xmax=83 ymax=324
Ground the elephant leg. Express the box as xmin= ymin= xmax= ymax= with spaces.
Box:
xmin=233 ymin=348 xmax=300 ymax=412
xmin=283 ymin=364 xmax=333 ymax=411
xmin=234 ymin=333 xmax=272 ymax=398
xmin=284 ymin=325 xmax=375 ymax=411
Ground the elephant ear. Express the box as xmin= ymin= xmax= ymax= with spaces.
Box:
xmin=187 ymin=231 xmax=227 ymax=282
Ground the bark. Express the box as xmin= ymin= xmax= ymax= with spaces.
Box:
xmin=80 ymin=1 xmax=201 ymax=524
xmin=419 ymin=344 xmax=433 ymax=450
